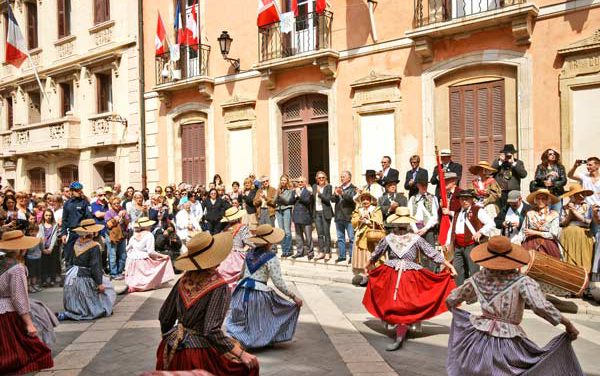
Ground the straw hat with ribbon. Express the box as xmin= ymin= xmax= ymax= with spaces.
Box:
xmin=561 ymin=183 xmax=593 ymax=200
xmin=471 ymin=235 xmax=530 ymax=270
xmin=247 ymin=224 xmax=285 ymax=245
xmin=220 ymin=207 xmax=247 ymax=223
xmin=174 ymin=232 xmax=233 ymax=271
xmin=385 ymin=207 xmax=417 ymax=227
xmin=526 ymin=188 xmax=559 ymax=206
xmin=468 ymin=161 xmax=498 ymax=175
xmin=133 ymin=217 xmax=156 ymax=229
xmin=0 ymin=230 xmax=40 ymax=251
xmin=73 ymin=218 xmax=105 ymax=234
xmin=357 ymin=191 xmax=377 ymax=205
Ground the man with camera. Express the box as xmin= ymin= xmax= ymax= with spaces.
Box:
xmin=491 ymin=144 xmax=528 ymax=206
xmin=494 ymin=190 xmax=530 ymax=242
xmin=568 ymin=157 xmax=600 ymax=208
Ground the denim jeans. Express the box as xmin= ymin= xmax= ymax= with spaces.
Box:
xmin=335 ymin=221 xmax=354 ymax=259
xmin=276 ymin=208 xmax=293 ymax=256
xmin=314 ymin=211 xmax=332 ymax=254
xmin=106 ymin=234 xmax=127 ymax=276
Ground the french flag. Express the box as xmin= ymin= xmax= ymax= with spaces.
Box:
xmin=5 ymin=5 xmax=28 ymax=68
xmin=174 ymin=0 xmax=186 ymax=44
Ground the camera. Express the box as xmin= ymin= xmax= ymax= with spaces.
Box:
xmin=576 ymin=159 xmax=587 ymax=165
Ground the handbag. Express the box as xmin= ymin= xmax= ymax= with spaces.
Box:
xmin=108 ymin=218 xmax=125 ymax=244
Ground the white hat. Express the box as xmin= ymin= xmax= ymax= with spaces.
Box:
xmin=440 ymin=149 xmax=452 ymax=157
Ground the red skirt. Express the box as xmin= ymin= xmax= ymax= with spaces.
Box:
xmin=522 ymin=236 xmax=561 ymax=259
xmin=155 ymin=340 xmax=258 ymax=376
xmin=0 ymin=311 xmax=53 ymax=375
xmin=363 ymin=266 xmax=456 ymax=325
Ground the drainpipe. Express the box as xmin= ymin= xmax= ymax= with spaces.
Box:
xmin=138 ymin=0 xmax=147 ymax=189
xmin=367 ymin=0 xmax=378 ymax=43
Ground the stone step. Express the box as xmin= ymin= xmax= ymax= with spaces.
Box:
xmin=280 ymin=258 xmax=353 ymax=285
xmin=280 ymin=256 xmax=352 ymax=272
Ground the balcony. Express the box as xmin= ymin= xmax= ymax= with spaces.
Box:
xmin=254 ymin=11 xmax=338 ymax=89
xmin=154 ymin=43 xmax=214 ymax=103
xmin=407 ymin=0 xmax=538 ymax=62
xmin=83 ymin=113 xmax=128 ymax=148
xmin=0 ymin=117 xmax=81 ymax=157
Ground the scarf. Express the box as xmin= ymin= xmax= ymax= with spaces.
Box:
xmin=177 ymin=270 xmax=226 ymax=309
xmin=0 ymin=256 xmax=18 ymax=277
xmin=74 ymin=239 xmax=99 ymax=257
xmin=245 ymin=247 xmax=276 ymax=274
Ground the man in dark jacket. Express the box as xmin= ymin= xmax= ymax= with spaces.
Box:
xmin=492 ymin=144 xmax=528 ymax=207
xmin=378 ymin=179 xmax=408 ymax=220
xmin=312 ymin=174 xmax=333 ymax=260
xmin=291 ymin=176 xmax=314 ymax=259
xmin=61 ymin=181 xmax=92 ymax=267
xmin=377 ymin=155 xmax=400 ymax=187
xmin=495 ymin=190 xmax=530 ymax=239
xmin=404 ymin=155 xmax=429 ymax=198
xmin=331 ymin=170 xmax=356 ymax=263
xmin=431 ymin=149 xmax=463 ymax=197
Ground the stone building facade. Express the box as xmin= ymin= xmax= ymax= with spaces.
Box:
xmin=0 ymin=0 xmax=141 ymax=193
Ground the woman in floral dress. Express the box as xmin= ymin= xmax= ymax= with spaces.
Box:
xmin=517 ymin=189 xmax=561 ymax=258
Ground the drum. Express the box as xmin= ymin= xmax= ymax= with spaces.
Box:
xmin=522 ymin=250 xmax=589 ymax=296
xmin=366 ymin=229 xmax=385 ymax=252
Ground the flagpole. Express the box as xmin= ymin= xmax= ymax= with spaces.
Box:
xmin=25 ymin=51 xmax=50 ymax=111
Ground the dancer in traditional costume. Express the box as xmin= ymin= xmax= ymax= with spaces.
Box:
xmin=125 ymin=217 xmax=175 ymax=292
xmin=156 ymin=231 xmax=259 ymax=374
xmin=0 ymin=230 xmax=54 ymax=374
xmin=560 ymin=184 xmax=594 ymax=270
xmin=446 ymin=236 xmax=583 ymax=376
xmin=217 ymin=207 xmax=251 ymax=289
xmin=363 ymin=207 xmax=457 ymax=351
xmin=58 ymin=219 xmax=115 ymax=321
xmin=351 ymin=192 xmax=384 ymax=285
xmin=226 ymin=224 xmax=303 ymax=349
xmin=469 ymin=161 xmax=502 ymax=218
xmin=517 ymin=189 xmax=561 ymax=259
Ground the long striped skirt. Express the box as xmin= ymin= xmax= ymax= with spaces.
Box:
xmin=0 ymin=311 xmax=53 ymax=375
xmin=226 ymin=287 xmax=300 ymax=349
xmin=62 ymin=267 xmax=116 ymax=321
xmin=30 ymin=299 xmax=59 ymax=347
xmin=447 ymin=308 xmax=583 ymax=376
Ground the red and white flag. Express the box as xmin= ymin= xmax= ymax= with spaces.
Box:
xmin=5 ymin=5 xmax=27 ymax=67
xmin=183 ymin=0 xmax=199 ymax=46
xmin=257 ymin=0 xmax=280 ymax=27
xmin=155 ymin=12 xmax=167 ymax=56
xmin=291 ymin=0 xmax=327 ymax=15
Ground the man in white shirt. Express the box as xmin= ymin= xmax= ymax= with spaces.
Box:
xmin=448 ymin=189 xmax=496 ymax=285
xmin=175 ymin=202 xmax=202 ymax=245
xmin=568 ymin=156 xmax=600 ymax=207
xmin=494 ymin=190 xmax=531 ymax=242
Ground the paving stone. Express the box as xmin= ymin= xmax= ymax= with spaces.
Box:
xmin=51 ymin=349 xmax=102 ymax=370
xmin=122 ymin=320 xmax=161 ymax=329
xmin=37 ymin=369 xmax=81 ymax=376
xmin=346 ymin=361 xmax=395 ymax=373
xmin=55 ymin=322 xmax=93 ymax=332
xmin=72 ymin=329 xmax=118 ymax=343
xmin=64 ymin=342 xmax=107 ymax=352
xmin=88 ymin=321 xmax=126 ymax=330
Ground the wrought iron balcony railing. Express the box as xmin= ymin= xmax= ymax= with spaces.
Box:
xmin=258 ymin=11 xmax=333 ymax=63
xmin=155 ymin=43 xmax=210 ymax=85
xmin=413 ymin=0 xmax=526 ymax=28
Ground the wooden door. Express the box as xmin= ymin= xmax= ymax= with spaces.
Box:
xmin=450 ymin=79 xmax=505 ymax=184
xmin=283 ymin=127 xmax=308 ymax=180
xmin=181 ymin=123 xmax=206 ymax=185
xmin=28 ymin=168 xmax=46 ymax=193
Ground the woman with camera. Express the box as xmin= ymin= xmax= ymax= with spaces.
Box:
xmin=533 ymin=148 xmax=567 ymax=211
xmin=105 ymin=197 xmax=130 ymax=280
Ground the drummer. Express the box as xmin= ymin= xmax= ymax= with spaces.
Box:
xmin=350 ymin=192 xmax=383 ymax=286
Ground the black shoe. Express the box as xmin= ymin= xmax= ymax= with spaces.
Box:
xmin=335 ymin=257 xmax=346 ymax=263
xmin=291 ymin=253 xmax=304 ymax=259
xmin=347 ymin=258 xmax=352 ymax=265
xmin=307 ymin=253 xmax=314 ymax=261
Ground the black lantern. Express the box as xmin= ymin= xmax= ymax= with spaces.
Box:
xmin=217 ymin=31 xmax=240 ymax=72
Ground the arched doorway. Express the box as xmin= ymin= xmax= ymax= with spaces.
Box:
xmin=28 ymin=167 xmax=46 ymax=193
xmin=281 ymin=94 xmax=329 ymax=184
xmin=59 ymin=164 xmax=79 ymax=189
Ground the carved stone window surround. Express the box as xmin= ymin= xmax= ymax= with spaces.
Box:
xmin=221 ymin=95 xmax=257 ymax=129
xmin=350 ymin=71 xmax=402 ymax=108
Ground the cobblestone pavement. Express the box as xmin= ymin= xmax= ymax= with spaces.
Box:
xmin=32 ymin=276 xmax=600 ymax=376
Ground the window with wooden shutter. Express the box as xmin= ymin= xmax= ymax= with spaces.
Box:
xmin=449 ymin=79 xmax=506 ymax=184
xmin=57 ymin=0 xmax=71 ymax=38
xmin=94 ymin=0 xmax=110 ymax=25
xmin=26 ymin=2 xmax=38 ymax=50
xmin=28 ymin=167 xmax=46 ymax=193
xmin=282 ymin=127 xmax=308 ymax=180
xmin=181 ymin=123 xmax=206 ymax=185
xmin=96 ymin=73 xmax=112 ymax=113
xmin=60 ymin=82 xmax=74 ymax=116
xmin=7 ymin=96 xmax=13 ymax=130
xmin=59 ymin=165 xmax=78 ymax=188
xmin=28 ymin=90 xmax=41 ymax=124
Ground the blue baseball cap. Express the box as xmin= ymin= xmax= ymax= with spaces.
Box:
xmin=69 ymin=181 xmax=83 ymax=190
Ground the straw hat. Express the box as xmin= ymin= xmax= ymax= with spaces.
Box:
xmin=73 ymin=218 xmax=104 ymax=234
xmin=174 ymin=231 xmax=233 ymax=271
xmin=220 ymin=207 xmax=247 ymax=223
xmin=357 ymin=191 xmax=377 ymax=205
xmin=561 ymin=184 xmax=593 ymax=200
xmin=471 ymin=235 xmax=530 ymax=270
xmin=526 ymin=188 xmax=559 ymax=206
xmin=133 ymin=217 xmax=156 ymax=229
xmin=0 ymin=230 xmax=40 ymax=251
xmin=385 ymin=207 xmax=417 ymax=227
xmin=468 ymin=161 xmax=498 ymax=175
xmin=248 ymin=224 xmax=285 ymax=245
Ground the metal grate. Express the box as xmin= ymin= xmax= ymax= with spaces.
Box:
xmin=312 ymin=97 xmax=328 ymax=117
xmin=286 ymin=131 xmax=304 ymax=179
xmin=413 ymin=0 xmax=526 ymax=28
xmin=155 ymin=44 xmax=211 ymax=85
